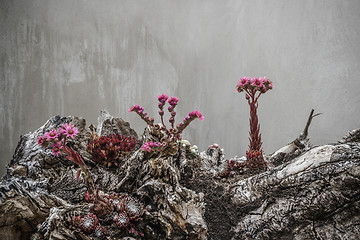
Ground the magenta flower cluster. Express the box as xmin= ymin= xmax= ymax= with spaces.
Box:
xmin=37 ymin=123 xmax=88 ymax=181
xmin=236 ymin=76 xmax=273 ymax=170
xmin=107 ymin=193 xmax=144 ymax=236
xmin=37 ymin=123 xmax=79 ymax=157
xmin=129 ymin=94 xmax=204 ymax=154
xmin=128 ymin=104 xmax=154 ymax=126
xmin=177 ymin=110 xmax=204 ymax=133
xmin=236 ymin=76 xmax=273 ymax=94
xmin=142 ymin=141 xmax=162 ymax=152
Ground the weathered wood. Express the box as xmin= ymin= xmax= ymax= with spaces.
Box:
xmin=269 ymin=109 xmax=322 ymax=166
xmin=0 ymin=112 xmax=359 ymax=240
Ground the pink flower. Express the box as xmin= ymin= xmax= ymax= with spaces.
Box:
xmin=168 ymin=97 xmax=179 ymax=107
xmin=44 ymin=129 xmax=58 ymax=141
xmin=260 ymin=86 xmax=267 ymax=93
xmin=52 ymin=142 xmax=62 ymax=156
xmin=137 ymin=108 xmax=144 ymax=114
xmin=157 ymin=94 xmax=169 ymax=103
xmin=238 ymin=77 xmax=249 ymax=86
xmin=158 ymin=103 xmax=164 ymax=109
xmin=142 ymin=141 xmax=161 ymax=152
xmin=263 ymin=76 xmax=270 ymax=84
xmin=128 ymin=104 xmax=142 ymax=113
xmin=237 ymin=77 xmax=251 ymax=92
xmin=253 ymin=78 xmax=263 ymax=88
xmin=189 ymin=110 xmax=204 ymax=121
xmin=61 ymin=123 xmax=79 ymax=139
xmin=37 ymin=136 xmax=46 ymax=145
xmin=142 ymin=142 xmax=152 ymax=152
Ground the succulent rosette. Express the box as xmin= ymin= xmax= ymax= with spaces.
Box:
xmin=87 ymin=133 xmax=137 ymax=167
xmin=80 ymin=213 xmax=99 ymax=233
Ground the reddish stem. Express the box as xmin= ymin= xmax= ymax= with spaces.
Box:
xmin=160 ymin=115 xmax=166 ymax=129
xmin=247 ymin=89 xmax=262 ymax=152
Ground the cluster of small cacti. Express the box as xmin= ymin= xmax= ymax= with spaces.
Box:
xmin=108 ymin=193 xmax=144 ymax=237
xmin=114 ymin=212 xmax=130 ymax=228
xmin=71 ymin=193 xmax=144 ymax=238
xmin=71 ymin=213 xmax=106 ymax=238
xmin=106 ymin=193 xmax=144 ymax=223
xmin=80 ymin=213 xmax=99 ymax=233
xmin=87 ymin=133 xmax=137 ymax=167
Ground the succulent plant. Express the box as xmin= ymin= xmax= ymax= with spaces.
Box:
xmin=114 ymin=212 xmax=130 ymax=228
xmin=88 ymin=133 xmax=137 ymax=167
xmin=129 ymin=94 xmax=204 ymax=156
xmin=71 ymin=215 xmax=82 ymax=228
xmin=94 ymin=225 xmax=106 ymax=239
xmin=236 ymin=77 xmax=273 ymax=170
xmin=80 ymin=213 xmax=99 ymax=233
xmin=121 ymin=196 xmax=143 ymax=219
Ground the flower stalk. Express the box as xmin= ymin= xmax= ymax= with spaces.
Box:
xmin=37 ymin=123 xmax=97 ymax=196
xmin=129 ymin=94 xmax=204 ymax=155
xmin=236 ymin=77 xmax=273 ymax=170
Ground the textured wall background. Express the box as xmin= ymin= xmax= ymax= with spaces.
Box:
xmin=1 ymin=0 xmax=360 ymax=177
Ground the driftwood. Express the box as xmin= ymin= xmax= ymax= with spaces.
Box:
xmin=0 ymin=111 xmax=359 ymax=239
xmin=269 ymin=109 xmax=322 ymax=166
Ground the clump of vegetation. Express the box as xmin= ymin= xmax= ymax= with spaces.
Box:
xmin=236 ymin=77 xmax=273 ymax=170
xmin=38 ymin=123 xmax=144 ymax=238
xmin=87 ymin=133 xmax=137 ymax=167
xmin=129 ymin=94 xmax=204 ymax=157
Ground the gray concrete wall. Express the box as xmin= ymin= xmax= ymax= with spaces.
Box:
xmin=1 ymin=0 xmax=360 ymax=177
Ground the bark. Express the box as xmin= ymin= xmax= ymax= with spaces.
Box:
xmin=0 ymin=111 xmax=359 ymax=239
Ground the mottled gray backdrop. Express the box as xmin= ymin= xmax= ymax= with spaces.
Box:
xmin=1 ymin=0 xmax=360 ymax=177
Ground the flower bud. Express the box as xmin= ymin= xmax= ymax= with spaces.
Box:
xmin=170 ymin=128 xmax=178 ymax=134
xmin=159 ymin=110 xmax=164 ymax=116
xmin=171 ymin=112 xmax=176 ymax=117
